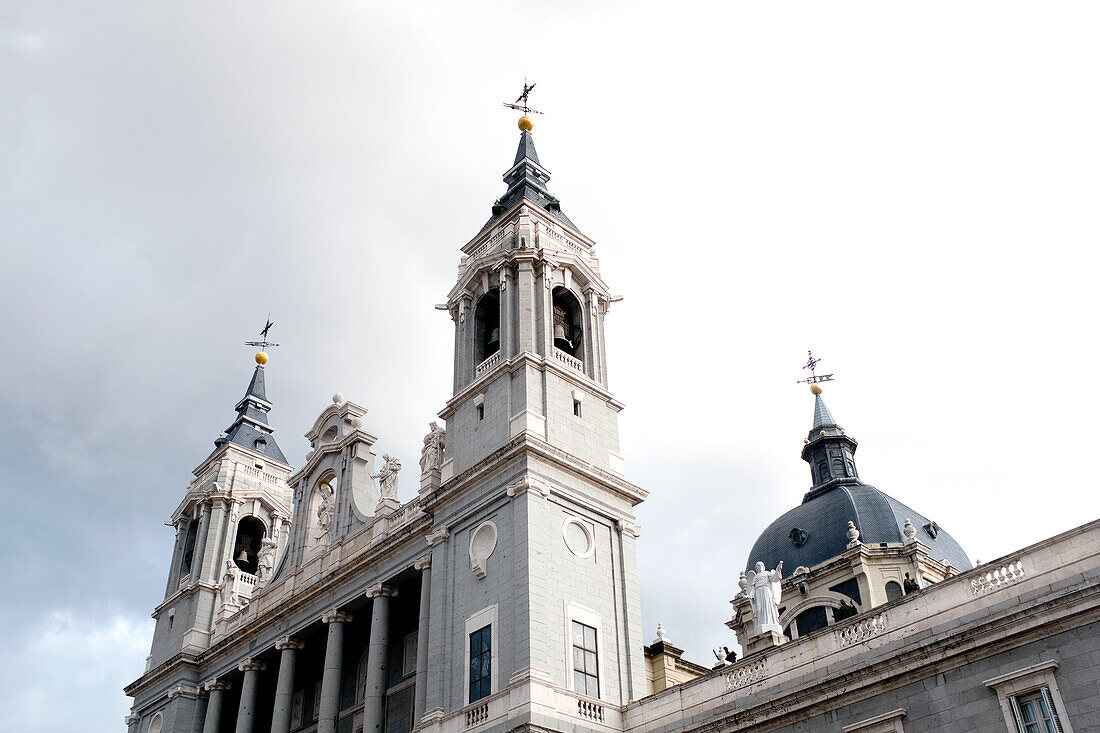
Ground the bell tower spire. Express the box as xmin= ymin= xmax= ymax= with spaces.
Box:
xmin=801 ymin=384 xmax=861 ymax=500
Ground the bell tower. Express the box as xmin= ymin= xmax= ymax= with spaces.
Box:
xmin=437 ymin=117 xmax=622 ymax=482
xmin=418 ymin=111 xmax=648 ymax=725
xmin=145 ymin=351 xmax=294 ymax=680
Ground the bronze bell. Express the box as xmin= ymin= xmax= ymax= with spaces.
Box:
xmin=553 ymin=323 xmax=572 ymax=351
xmin=237 ymin=549 xmax=249 ymax=563
xmin=487 ymin=327 xmax=499 ymax=347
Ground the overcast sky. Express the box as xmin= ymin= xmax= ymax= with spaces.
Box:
xmin=3 ymin=2 xmax=1099 ymax=730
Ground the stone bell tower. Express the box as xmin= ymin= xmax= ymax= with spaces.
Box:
xmin=436 ymin=118 xmax=623 ymax=484
xmin=142 ymin=352 xmax=294 ymax=703
xmin=417 ymin=113 xmax=649 ymax=729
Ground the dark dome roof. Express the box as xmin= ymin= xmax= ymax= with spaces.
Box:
xmin=746 ymin=483 xmax=972 ymax=576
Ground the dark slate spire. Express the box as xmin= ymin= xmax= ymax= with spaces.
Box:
xmin=212 ymin=363 xmax=288 ymax=464
xmin=800 ymin=387 xmax=859 ymax=501
xmin=812 ymin=393 xmax=836 ymax=429
xmin=485 ymin=126 xmax=579 ymax=231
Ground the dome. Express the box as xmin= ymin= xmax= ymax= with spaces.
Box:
xmin=746 ymin=482 xmax=972 ymax=576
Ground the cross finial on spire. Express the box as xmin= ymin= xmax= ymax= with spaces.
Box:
xmin=796 ymin=350 xmax=834 ymax=392
xmin=245 ymin=315 xmax=279 ymax=365
xmin=504 ymin=79 xmax=543 ymax=132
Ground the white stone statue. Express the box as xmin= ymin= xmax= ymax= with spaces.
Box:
xmin=419 ymin=422 xmax=446 ymax=475
xmin=745 ymin=561 xmax=784 ymax=635
xmin=256 ymin=536 xmax=277 ymax=583
xmin=373 ymin=454 xmax=402 ymax=500
xmin=219 ymin=560 xmax=239 ymax=608
xmin=315 ymin=482 xmax=335 ymax=540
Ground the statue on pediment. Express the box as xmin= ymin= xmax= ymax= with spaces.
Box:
xmin=420 ymin=422 xmax=446 ymax=475
xmin=373 ymin=454 xmax=402 ymax=500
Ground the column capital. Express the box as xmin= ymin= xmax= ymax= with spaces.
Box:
xmin=616 ymin=518 xmax=642 ymax=538
xmin=426 ymin=526 xmax=450 ymax=547
xmin=275 ymin=636 xmax=305 ymax=651
xmin=239 ymin=659 xmax=266 ymax=673
xmin=322 ymin=609 xmax=353 ymax=624
xmin=204 ymin=679 xmax=232 ymax=691
xmin=413 ymin=554 xmax=432 ymax=571
xmin=366 ymin=583 xmax=398 ymax=599
xmin=167 ymin=683 xmax=201 ymax=699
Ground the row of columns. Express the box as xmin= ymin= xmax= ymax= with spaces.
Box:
xmin=197 ymin=559 xmax=433 ymax=733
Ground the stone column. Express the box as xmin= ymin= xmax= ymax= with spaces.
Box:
xmin=191 ymin=502 xmax=211 ymax=584
xmin=234 ymin=660 xmax=266 ymax=733
xmin=271 ymin=637 xmax=304 ymax=733
xmin=412 ymin=558 xmax=432 ymax=723
xmin=202 ymin=680 xmax=231 ymax=733
xmin=165 ymin=518 xmax=187 ymax=596
xmin=318 ymin=609 xmax=352 ymax=733
xmin=363 ymin=584 xmax=397 ymax=733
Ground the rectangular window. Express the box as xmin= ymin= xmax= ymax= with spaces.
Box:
xmin=476 ymin=404 xmax=484 ymax=421
xmin=469 ymin=625 xmax=492 ymax=703
xmin=1011 ymin=689 xmax=1063 ymax=733
xmin=571 ymin=621 xmax=599 ymax=698
xmin=573 ymin=399 xmax=582 ymax=417
xmin=403 ymin=631 xmax=418 ymax=677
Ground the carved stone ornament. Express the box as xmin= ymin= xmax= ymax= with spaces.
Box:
xmin=903 ymin=518 xmax=917 ymax=542
xmin=846 ymin=520 xmax=862 ymax=549
xmin=744 ymin=561 xmax=784 ymax=636
xmin=469 ymin=521 xmax=498 ymax=579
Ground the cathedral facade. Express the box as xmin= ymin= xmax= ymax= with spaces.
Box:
xmin=125 ymin=118 xmax=1100 ymax=733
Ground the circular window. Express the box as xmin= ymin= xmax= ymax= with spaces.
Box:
xmin=563 ymin=518 xmax=594 ymax=558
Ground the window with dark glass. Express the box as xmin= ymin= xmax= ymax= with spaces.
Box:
xmin=885 ymin=581 xmax=904 ymax=602
xmin=469 ymin=625 xmax=491 ymax=703
xmin=571 ymin=621 xmax=599 ymax=698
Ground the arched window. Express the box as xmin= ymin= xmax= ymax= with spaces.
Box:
xmin=792 ymin=606 xmax=829 ymax=637
xmin=885 ymin=581 xmax=903 ymax=602
xmin=474 ymin=289 xmax=501 ymax=363
xmin=232 ymin=516 xmax=266 ymax=574
xmin=551 ymin=286 xmax=583 ymax=358
xmin=179 ymin=521 xmax=199 ymax=576
xmin=147 ymin=712 xmax=163 ymax=733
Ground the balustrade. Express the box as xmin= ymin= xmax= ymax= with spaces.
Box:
xmin=553 ymin=348 xmax=583 ymax=373
xmin=970 ymin=559 xmax=1026 ymax=595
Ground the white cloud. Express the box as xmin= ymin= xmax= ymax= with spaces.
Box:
xmin=0 ymin=610 xmax=153 ymax=733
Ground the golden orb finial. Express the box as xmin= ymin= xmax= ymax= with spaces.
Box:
xmin=518 ymin=115 xmax=534 ymax=132
xmin=255 ymin=351 xmax=269 ymax=365
xmin=810 ymin=383 xmax=822 ymax=395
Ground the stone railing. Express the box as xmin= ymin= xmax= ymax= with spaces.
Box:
xmin=542 ymin=226 xmax=589 ymax=258
xmin=725 ymin=656 xmax=767 ymax=690
xmin=386 ymin=499 xmax=424 ymax=533
xmin=475 ymin=351 xmax=503 ymax=379
xmin=553 ymin=348 xmax=584 ymax=373
xmin=835 ymin=611 xmax=888 ymax=646
xmin=239 ymin=465 xmax=285 ymax=485
xmin=235 ymin=570 xmax=258 ymax=600
xmin=577 ymin=698 xmax=605 ymax=723
xmin=465 ymin=702 xmax=489 ymax=728
xmin=970 ymin=559 xmax=1026 ymax=595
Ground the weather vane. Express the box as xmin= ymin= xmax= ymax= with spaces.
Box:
xmin=503 ymin=79 xmax=543 ymax=116
xmin=796 ymin=350 xmax=834 ymax=385
xmin=245 ymin=316 xmax=279 ymax=364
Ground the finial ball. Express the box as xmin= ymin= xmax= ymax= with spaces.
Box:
xmin=810 ymin=383 xmax=822 ymax=395
xmin=518 ymin=115 xmax=534 ymax=132
xmin=255 ymin=351 xmax=269 ymax=365
xmin=333 ymin=392 xmax=345 ymax=406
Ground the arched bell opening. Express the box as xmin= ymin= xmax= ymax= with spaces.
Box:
xmin=551 ymin=286 xmax=583 ymax=358
xmin=232 ymin=516 xmax=266 ymax=575
xmin=474 ymin=289 xmax=501 ymax=364
xmin=178 ymin=520 xmax=199 ymax=576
